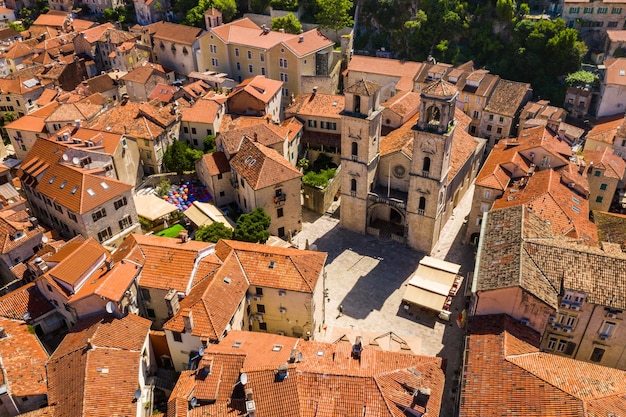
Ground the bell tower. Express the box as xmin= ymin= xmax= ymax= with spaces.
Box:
xmin=339 ymin=79 xmax=383 ymax=234
xmin=406 ymin=80 xmax=458 ymax=253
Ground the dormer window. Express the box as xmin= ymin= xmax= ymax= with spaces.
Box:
xmin=12 ymin=231 xmax=25 ymax=240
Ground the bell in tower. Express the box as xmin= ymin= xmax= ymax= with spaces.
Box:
xmin=416 ymin=80 xmax=458 ymax=134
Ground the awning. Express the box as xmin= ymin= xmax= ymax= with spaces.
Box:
xmin=134 ymin=194 xmax=178 ymax=221
xmin=402 ymin=256 xmax=460 ymax=312
xmin=184 ymin=201 xmax=236 ymax=228
xmin=403 ymin=285 xmax=447 ymax=312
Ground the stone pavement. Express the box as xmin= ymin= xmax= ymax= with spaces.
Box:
xmin=293 ymin=184 xmax=476 ymax=417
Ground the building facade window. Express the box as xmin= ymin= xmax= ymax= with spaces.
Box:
xmin=92 ymin=208 xmax=107 ymax=222
xmin=590 ymin=348 xmax=605 ymax=362
xmin=114 ymin=197 xmax=128 ymax=210
xmin=97 ymin=226 xmax=112 ymax=242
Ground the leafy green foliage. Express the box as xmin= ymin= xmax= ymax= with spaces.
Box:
xmin=270 ymin=0 xmax=298 ymax=11
xmin=271 ymin=13 xmax=303 ymax=34
xmin=8 ymin=21 xmax=25 ymax=32
xmin=565 ymin=70 xmax=598 ymax=87
xmin=195 ymin=222 xmax=233 ymax=242
xmin=182 ymin=0 xmax=237 ymax=26
xmin=163 ymin=140 xmax=203 ymax=175
xmin=302 ymin=168 xmax=336 ymax=188
xmin=233 ymin=207 xmax=271 ymax=243
xmin=315 ymin=0 xmax=353 ymax=35
xmin=496 ymin=0 xmax=516 ymax=21
xmin=203 ymin=135 xmax=216 ymax=153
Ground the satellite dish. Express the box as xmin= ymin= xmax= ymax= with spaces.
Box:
xmin=42 ymin=236 xmax=48 ymax=243
xmin=22 ymin=312 xmax=31 ymax=321
xmin=134 ymin=389 xmax=141 ymax=400
xmin=72 ymin=157 xmax=80 ymax=165
xmin=105 ymin=301 xmax=115 ymax=314
xmin=240 ymin=373 xmax=248 ymax=386
xmin=198 ymin=346 xmax=205 ymax=357
xmin=190 ymin=397 xmax=198 ymax=408
xmin=62 ymin=153 xmax=69 ymax=161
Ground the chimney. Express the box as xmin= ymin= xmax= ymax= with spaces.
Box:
xmin=105 ymin=259 xmax=114 ymax=271
xmin=178 ymin=230 xmax=189 ymax=243
xmin=74 ymin=119 xmax=82 ymax=130
xmin=253 ymin=132 xmax=258 ymax=142
xmin=279 ymin=28 xmax=285 ymax=33
xmin=182 ymin=308 xmax=194 ymax=332
xmin=298 ymin=35 xmax=304 ymax=43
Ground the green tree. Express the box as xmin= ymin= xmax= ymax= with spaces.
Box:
xmin=163 ymin=140 xmax=203 ymax=175
xmin=496 ymin=0 xmax=516 ymax=21
xmin=233 ymin=207 xmax=271 ymax=243
xmin=3 ymin=112 xmax=16 ymax=123
xmin=565 ymin=70 xmax=598 ymax=87
xmin=8 ymin=21 xmax=24 ymax=32
xmin=271 ymin=13 xmax=303 ymax=34
xmin=203 ymin=135 xmax=216 ymax=153
xmin=270 ymin=0 xmax=298 ymax=11
xmin=315 ymin=0 xmax=353 ymax=38
xmin=183 ymin=0 xmax=236 ymax=26
xmin=195 ymin=222 xmax=233 ymax=242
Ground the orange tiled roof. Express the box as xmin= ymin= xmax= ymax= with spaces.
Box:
xmin=0 ymin=282 xmax=54 ymax=320
xmin=147 ymin=21 xmax=203 ymax=45
xmin=88 ymin=100 xmax=179 ymax=140
xmin=47 ymin=314 xmax=151 ymax=417
xmin=0 ymin=209 xmax=42 ymax=254
xmin=210 ymin=19 xmax=332 ymax=57
xmin=181 ymin=96 xmax=222 ymax=123
xmin=586 ymin=117 xmax=622 ymax=145
xmin=346 ymin=56 xmax=423 ymax=91
xmin=216 ymin=239 xmax=326 ymax=293
xmin=380 ymin=113 xmax=417 ymax=157
xmin=121 ymin=63 xmax=166 ymax=84
xmin=199 ymin=151 xmax=230 ymax=176
xmin=0 ymin=316 xmax=48 ymax=397
xmin=285 ymin=92 xmax=345 ymax=118
xmin=229 ymin=137 xmax=301 ymax=190
xmin=169 ymin=330 xmax=445 ymax=417
xmin=19 ymin=138 xmax=133 ymax=215
xmin=584 ymin=147 xmax=626 ymax=179
xmin=120 ymin=234 xmax=215 ymax=292
xmin=229 ymin=75 xmax=282 ymax=105
xmin=461 ymin=314 xmax=626 ymax=417
xmin=381 ymin=90 xmax=421 ymax=120
xmin=604 ymin=58 xmax=626 ymax=86
xmin=44 ymin=238 xmax=107 ymax=295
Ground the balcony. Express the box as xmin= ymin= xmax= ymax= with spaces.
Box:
xmin=274 ymin=193 xmax=286 ymax=205
xmin=367 ymin=187 xmax=407 ymax=211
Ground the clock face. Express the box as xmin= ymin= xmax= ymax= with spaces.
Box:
xmin=393 ymin=165 xmax=406 ymax=178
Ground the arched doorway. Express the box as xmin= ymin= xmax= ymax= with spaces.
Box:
xmin=367 ymin=203 xmax=405 ymax=240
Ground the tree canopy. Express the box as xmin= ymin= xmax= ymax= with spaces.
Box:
xmin=195 ymin=222 xmax=233 ymax=242
xmin=271 ymin=13 xmax=303 ymax=34
xmin=233 ymin=207 xmax=271 ymax=243
xmin=566 ymin=70 xmax=598 ymax=87
xmin=315 ymin=0 xmax=353 ymax=35
xmin=163 ymin=140 xmax=203 ymax=175
xmin=181 ymin=0 xmax=237 ymax=27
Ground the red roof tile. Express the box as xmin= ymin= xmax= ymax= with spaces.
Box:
xmin=0 ymin=282 xmax=54 ymax=320
xmin=0 ymin=317 xmax=48 ymax=396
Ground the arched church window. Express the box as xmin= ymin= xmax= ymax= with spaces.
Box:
xmin=351 ymin=178 xmax=357 ymax=192
xmin=354 ymin=95 xmax=361 ymax=114
xmin=426 ymin=106 xmax=440 ymax=125
xmin=418 ymin=196 xmax=426 ymax=214
xmin=423 ymin=157 xmax=431 ymax=174
xmin=351 ymin=142 xmax=358 ymax=157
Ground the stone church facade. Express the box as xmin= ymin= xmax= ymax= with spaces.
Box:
xmin=340 ymin=79 xmax=486 ymax=254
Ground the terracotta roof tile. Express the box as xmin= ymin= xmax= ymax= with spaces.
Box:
xmin=422 ymin=79 xmax=457 ymax=98
xmin=147 ymin=21 xmax=204 ymax=45
xmin=0 ymin=209 xmax=42 ymax=254
xmin=285 ymin=92 xmax=344 ymax=118
xmin=229 ymin=75 xmax=282 ymax=105
xmin=344 ymin=79 xmax=381 ymax=96
xmin=199 ymin=151 xmax=230 ymax=176
xmin=0 ymin=282 xmax=54 ymax=320
xmin=216 ymin=240 xmax=326 ymax=293
xmin=603 ymin=58 xmax=626 ymax=86
xmin=586 ymin=117 xmax=622 ymax=145
xmin=381 ymin=90 xmax=420 ymax=120
xmin=0 ymin=317 xmax=48 ymax=396
xmin=123 ymin=234 xmax=215 ymax=292
xmin=181 ymin=96 xmax=223 ymax=123
xmin=47 ymin=314 xmax=151 ymax=417
xmin=583 ymin=147 xmax=626 ymax=179
xmin=121 ymin=64 xmax=166 ymax=84
xmin=346 ymin=56 xmax=423 ymax=90
xmin=484 ymin=79 xmax=531 ymax=117
xmin=461 ymin=314 xmax=626 ymax=417
xmin=229 ymin=137 xmax=301 ymax=190
xmin=169 ymin=330 xmax=445 ymax=417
